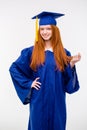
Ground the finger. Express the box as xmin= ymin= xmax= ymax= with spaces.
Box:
xmin=35 ymin=83 xmax=41 ymax=88
xmin=33 ymin=86 xmax=40 ymax=90
xmin=34 ymin=84 xmax=41 ymax=89
xmin=32 ymin=82 xmax=41 ymax=89
xmin=32 ymin=84 xmax=40 ymax=89
xmin=36 ymin=81 xmax=41 ymax=85
xmin=35 ymin=77 xmax=40 ymax=81
xmin=34 ymin=82 xmax=41 ymax=88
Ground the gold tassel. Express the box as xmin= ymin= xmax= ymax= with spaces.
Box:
xmin=35 ymin=17 xmax=39 ymax=42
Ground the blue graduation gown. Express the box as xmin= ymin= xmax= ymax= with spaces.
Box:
xmin=9 ymin=46 xmax=80 ymax=130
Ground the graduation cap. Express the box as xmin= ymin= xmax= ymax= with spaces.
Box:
xmin=32 ymin=11 xmax=65 ymax=42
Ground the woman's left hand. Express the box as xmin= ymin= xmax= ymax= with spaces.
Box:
xmin=70 ymin=53 xmax=81 ymax=68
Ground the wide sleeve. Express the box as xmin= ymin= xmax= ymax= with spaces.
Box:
xmin=63 ymin=49 xmax=80 ymax=94
xmin=9 ymin=47 xmax=33 ymax=105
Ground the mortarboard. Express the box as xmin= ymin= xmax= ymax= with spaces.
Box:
xmin=32 ymin=11 xmax=64 ymax=25
xmin=32 ymin=11 xmax=65 ymax=42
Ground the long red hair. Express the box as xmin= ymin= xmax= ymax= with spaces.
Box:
xmin=30 ymin=25 xmax=72 ymax=71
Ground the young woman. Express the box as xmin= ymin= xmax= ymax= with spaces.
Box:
xmin=9 ymin=11 xmax=81 ymax=130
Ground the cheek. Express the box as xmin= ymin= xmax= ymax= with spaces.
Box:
xmin=49 ymin=31 xmax=52 ymax=37
xmin=40 ymin=30 xmax=43 ymax=36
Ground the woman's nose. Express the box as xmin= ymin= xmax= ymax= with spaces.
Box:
xmin=43 ymin=29 xmax=47 ymax=33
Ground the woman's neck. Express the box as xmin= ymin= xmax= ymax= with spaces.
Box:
xmin=45 ymin=41 xmax=52 ymax=50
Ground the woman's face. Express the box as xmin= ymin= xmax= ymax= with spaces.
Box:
xmin=39 ymin=25 xmax=52 ymax=41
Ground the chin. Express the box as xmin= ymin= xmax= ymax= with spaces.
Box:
xmin=44 ymin=37 xmax=51 ymax=41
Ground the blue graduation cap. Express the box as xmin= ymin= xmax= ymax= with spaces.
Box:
xmin=32 ymin=11 xmax=65 ymax=26
xmin=32 ymin=11 xmax=64 ymax=42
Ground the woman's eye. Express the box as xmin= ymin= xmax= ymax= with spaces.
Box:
xmin=48 ymin=28 xmax=51 ymax=30
xmin=47 ymin=28 xmax=51 ymax=30
xmin=40 ymin=28 xmax=44 ymax=31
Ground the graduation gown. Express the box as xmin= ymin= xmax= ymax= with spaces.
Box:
xmin=9 ymin=46 xmax=80 ymax=130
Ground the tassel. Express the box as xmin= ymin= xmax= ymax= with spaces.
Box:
xmin=35 ymin=17 xmax=39 ymax=42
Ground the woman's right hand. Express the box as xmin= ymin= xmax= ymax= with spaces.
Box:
xmin=70 ymin=53 xmax=81 ymax=68
xmin=31 ymin=77 xmax=41 ymax=90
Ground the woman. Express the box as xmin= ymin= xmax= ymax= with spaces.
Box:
xmin=9 ymin=11 xmax=81 ymax=130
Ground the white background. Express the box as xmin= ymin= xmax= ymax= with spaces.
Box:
xmin=0 ymin=0 xmax=87 ymax=130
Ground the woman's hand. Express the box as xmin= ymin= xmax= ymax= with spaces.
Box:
xmin=70 ymin=53 xmax=81 ymax=68
xmin=31 ymin=77 xmax=41 ymax=90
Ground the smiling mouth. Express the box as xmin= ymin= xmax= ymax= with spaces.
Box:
xmin=43 ymin=35 xmax=49 ymax=38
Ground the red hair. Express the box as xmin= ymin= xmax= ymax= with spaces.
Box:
xmin=30 ymin=25 xmax=72 ymax=71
